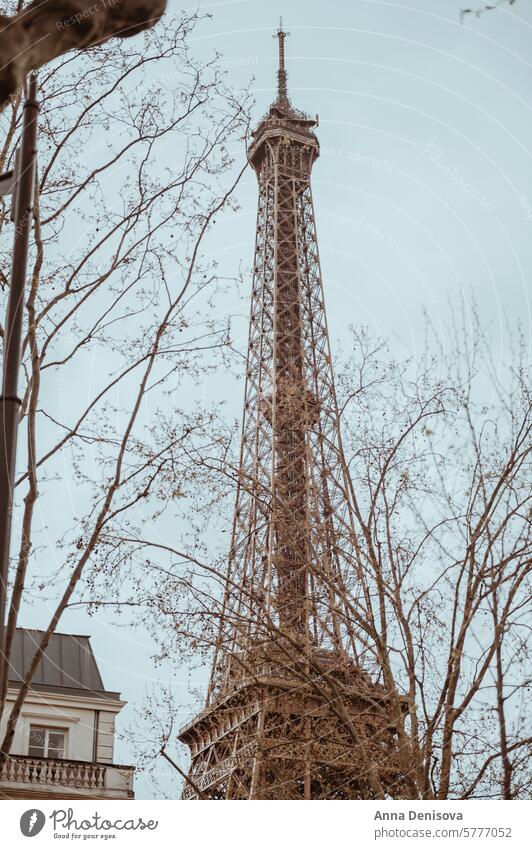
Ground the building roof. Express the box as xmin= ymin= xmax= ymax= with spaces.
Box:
xmin=8 ymin=628 xmax=120 ymax=698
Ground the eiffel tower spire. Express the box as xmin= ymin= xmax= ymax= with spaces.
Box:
xmin=275 ymin=18 xmax=290 ymax=106
xmin=178 ymin=28 xmax=411 ymax=800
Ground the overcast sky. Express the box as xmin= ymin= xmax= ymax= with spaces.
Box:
xmin=188 ymin=0 xmax=531 ymax=358
xmin=19 ymin=0 xmax=532 ymax=798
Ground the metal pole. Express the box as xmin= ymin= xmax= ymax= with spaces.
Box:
xmin=0 ymin=74 xmax=39 ymax=697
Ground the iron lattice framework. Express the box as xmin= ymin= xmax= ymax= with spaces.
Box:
xmin=179 ymin=26 xmax=411 ymax=800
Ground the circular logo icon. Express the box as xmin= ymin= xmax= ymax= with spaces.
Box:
xmin=20 ymin=809 xmax=46 ymax=837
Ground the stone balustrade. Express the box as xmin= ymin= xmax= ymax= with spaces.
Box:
xmin=0 ymin=754 xmax=134 ymax=798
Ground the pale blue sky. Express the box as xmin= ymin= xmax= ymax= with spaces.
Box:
xmin=18 ymin=0 xmax=532 ymax=798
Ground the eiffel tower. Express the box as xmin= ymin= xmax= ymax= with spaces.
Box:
xmin=178 ymin=24 xmax=411 ymax=800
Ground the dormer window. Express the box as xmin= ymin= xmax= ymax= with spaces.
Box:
xmin=28 ymin=725 xmax=66 ymax=759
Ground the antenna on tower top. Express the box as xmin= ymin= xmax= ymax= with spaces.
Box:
xmin=274 ymin=18 xmax=290 ymax=105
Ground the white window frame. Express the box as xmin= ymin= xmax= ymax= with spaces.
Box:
xmin=28 ymin=724 xmax=67 ymax=759
xmin=20 ymin=711 xmax=79 ymax=760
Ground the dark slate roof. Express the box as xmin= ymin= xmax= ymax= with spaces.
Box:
xmin=8 ymin=628 xmax=119 ymax=698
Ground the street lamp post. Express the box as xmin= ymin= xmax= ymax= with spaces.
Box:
xmin=0 ymin=74 xmax=39 ymax=697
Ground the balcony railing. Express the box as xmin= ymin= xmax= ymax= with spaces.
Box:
xmin=0 ymin=754 xmax=134 ymax=797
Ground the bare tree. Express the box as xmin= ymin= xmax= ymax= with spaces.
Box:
xmin=122 ymin=303 xmax=530 ymax=799
xmin=2 ymin=1 xmax=526 ymax=801
xmin=0 ymin=7 xmax=251 ymax=764
xmin=334 ymin=308 xmax=531 ymax=799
